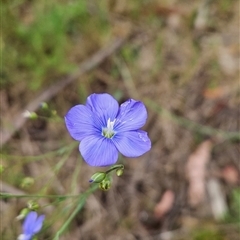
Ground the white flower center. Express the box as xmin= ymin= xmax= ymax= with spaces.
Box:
xmin=102 ymin=118 xmax=116 ymax=138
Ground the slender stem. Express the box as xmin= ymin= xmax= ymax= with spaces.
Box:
xmin=145 ymin=98 xmax=240 ymax=141
xmin=0 ymin=193 xmax=81 ymax=199
xmin=105 ymin=164 xmax=124 ymax=174
xmin=1 ymin=142 xmax=78 ymax=162
xmin=53 ymin=184 xmax=98 ymax=240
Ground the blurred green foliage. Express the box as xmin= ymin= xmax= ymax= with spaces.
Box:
xmin=2 ymin=0 xmax=110 ymax=89
xmin=192 ymin=228 xmax=224 ymax=240
xmin=224 ymin=188 xmax=240 ymax=224
xmin=191 ymin=188 xmax=240 ymax=240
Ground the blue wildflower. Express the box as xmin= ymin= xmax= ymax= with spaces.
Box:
xmin=18 ymin=211 xmax=45 ymax=240
xmin=65 ymin=93 xmax=151 ymax=167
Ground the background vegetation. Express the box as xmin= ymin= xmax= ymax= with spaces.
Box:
xmin=1 ymin=0 xmax=239 ymax=239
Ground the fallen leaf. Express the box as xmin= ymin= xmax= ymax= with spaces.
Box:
xmin=221 ymin=165 xmax=239 ymax=185
xmin=207 ymin=178 xmax=227 ymax=220
xmin=154 ymin=190 xmax=175 ymax=219
xmin=186 ymin=140 xmax=213 ymax=207
xmin=203 ymin=87 xmax=229 ymax=100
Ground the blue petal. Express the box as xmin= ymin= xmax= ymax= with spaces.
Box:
xmin=23 ymin=211 xmax=37 ymax=235
xmin=79 ymin=135 xmax=118 ymax=166
xmin=65 ymin=105 xmax=102 ymax=141
xmin=115 ymin=99 xmax=147 ymax=132
xmin=112 ymin=130 xmax=151 ymax=157
xmin=86 ymin=93 xmax=119 ymax=124
xmin=33 ymin=215 xmax=45 ymax=234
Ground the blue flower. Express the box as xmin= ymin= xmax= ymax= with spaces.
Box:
xmin=18 ymin=211 xmax=45 ymax=240
xmin=65 ymin=93 xmax=151 ymax=167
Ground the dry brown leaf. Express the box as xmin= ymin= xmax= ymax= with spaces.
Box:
xmin=203 ymin=87 xmax=229 ymax=100
xmin=154 ymin=190 xmax=175 ymax=219
xmin=153 ymin=6 xmax=180 ymax=16
xmin=221 ymin=165 xmax=239 ymax=185
xmin=186 ymin=140 xmax=213 ymax=207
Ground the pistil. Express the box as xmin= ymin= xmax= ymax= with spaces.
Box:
xmin=102 ymin=118 xmax=116 ymax=138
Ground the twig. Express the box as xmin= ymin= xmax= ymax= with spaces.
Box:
xmin=0 ymin=192 xmax=80 ymax=199
xmin=0 ymin=37 xmax=127 ymax=146
xmin=114 ymin=57 xmax=140 ymax=99
xmin=145 ymin=98 xmax=240 ymax=141
xmin=0 ymin=181 xmax=26 ymax=195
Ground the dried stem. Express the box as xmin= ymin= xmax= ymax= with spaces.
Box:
xmin=0 ymin=37 xmax=127 ymax=146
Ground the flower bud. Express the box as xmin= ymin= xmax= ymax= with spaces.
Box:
xmin=89 ymin=172 xmax=106 ymax=183
xmin=21 ymin=177 xmax=34 ymax=188
xmin=40 ymin=102 xmax=48 ymax=109
xmin=27 ymin=201 xmax=39 ymax=211
xmin=51 ymin=110 xmax=57 ymax=116
xmin=23 ymin=111 xmax=38 ymax=119
xmin=116 ymin=168 xmax=124 ymax=177
xmin=16 ymin=208 xmax=30 ymax=220
xmin=99 ymin=178 xmax=111 ymax=191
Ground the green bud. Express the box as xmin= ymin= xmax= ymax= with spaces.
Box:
xmin=30 ymin=112 xmax=38 ymax=119
xmin=51 ymin=110 xmax=57 ymax=116
xmin=16 ymin=208 xmax=30 ymax=220
xmin=116 ymin=168 xmax=124 ymax=177
xmin=21 ymin=177 xmax=34 ymax=188
xmin=89 ymin=172 xmax=106 ymax=183
xmin=99 ymin=178 xmax=111 ymax=191
xmin=23 ymin=111 xmax=38 ymax=119
xmin=41 ymin=102 xmax=48 ymax=109
xmin=27 ymin=200 xmax=39 ymax=211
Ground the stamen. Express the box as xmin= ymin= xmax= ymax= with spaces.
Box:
xmin=102 ymin=118 xmax=116 ymax=138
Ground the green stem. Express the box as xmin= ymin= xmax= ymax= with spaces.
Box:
xmin=145 ymin=98 xmax=240 ymax=141
xmin=1 ymin=142 xmax=78 ymax=162
xmin=53 ymin=184 xmax=98 ymax=240
xmin=0 ymin=193 xmax=81 ymax=199
xmin=106 ymin=164 xmax=124 ymax=174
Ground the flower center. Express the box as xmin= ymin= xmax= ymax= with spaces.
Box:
xmin=102 ymin=118 xmax=116 ymax=138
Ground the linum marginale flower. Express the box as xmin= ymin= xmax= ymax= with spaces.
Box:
xmin=65 ymin=93 xmax=151 ymax=167
xmin=18 ymin=211 xmax=45 ymax=240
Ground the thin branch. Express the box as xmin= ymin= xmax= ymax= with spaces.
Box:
xmin=0 ymin=181 xmax=26 ymax=195
xmin=145 ymin=98 xmax=240 ymax=141
xmin=0 ymin=37 xmax=127 ymax=146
